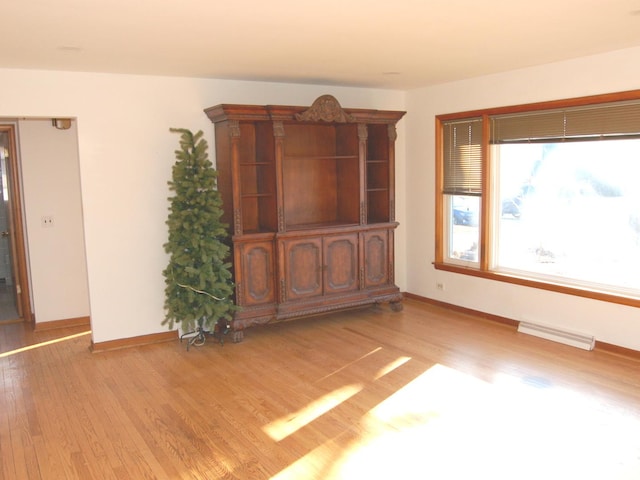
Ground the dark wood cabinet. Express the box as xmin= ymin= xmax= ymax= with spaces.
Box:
xmin=205 ymin=95 xmax=405 ymax=341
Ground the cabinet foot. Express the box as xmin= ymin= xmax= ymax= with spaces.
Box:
xmin=390 ymin=301 xmax=403 ymax=312
xmin=232 ymin=330 xmax=244 ymax=343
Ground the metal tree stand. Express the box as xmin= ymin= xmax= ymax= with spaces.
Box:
xmin=180 ymin=318 xmax=231 ymax=350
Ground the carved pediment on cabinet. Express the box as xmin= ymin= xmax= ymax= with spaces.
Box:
xmin=295 ymin=95 xmax=355 ymax=123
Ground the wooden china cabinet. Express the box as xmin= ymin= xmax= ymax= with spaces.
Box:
xmin=205 ymin=95 xmax=405 ymax=341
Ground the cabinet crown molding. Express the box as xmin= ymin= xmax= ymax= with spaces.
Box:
xmin=295 ymin=94 xmax=355 ymax=123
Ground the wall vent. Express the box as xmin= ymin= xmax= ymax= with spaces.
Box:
xmin=517 ymin=321 xmax=595 ymax=351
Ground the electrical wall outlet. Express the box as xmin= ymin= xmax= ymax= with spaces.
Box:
xmin=436 ymin=282 xmax=445 ymax=291
xmin=41 ymin=216 xmax=54 ymax=227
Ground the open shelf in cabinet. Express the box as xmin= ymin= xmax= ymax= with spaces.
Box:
xmin=366 ymin=124 xmax=392 ymax=223
xmin=282 ymin=122 xmax=360 ymax=230
xmin=237 ymin=121 xmax=277 ymax=233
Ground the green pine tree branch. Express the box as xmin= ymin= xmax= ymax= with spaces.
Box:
xmin=162 ymin=128 xmax=238 ymax=332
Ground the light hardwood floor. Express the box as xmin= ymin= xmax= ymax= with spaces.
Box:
xmin=1 ymin=299 xmax=639 ymax=479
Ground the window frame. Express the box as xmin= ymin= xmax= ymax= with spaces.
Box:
xmin=435 ymin=89 xmax=640 ymax=309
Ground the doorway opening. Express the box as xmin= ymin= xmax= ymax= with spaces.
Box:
xmin=0 ymin=125 xmax=32 ymax=324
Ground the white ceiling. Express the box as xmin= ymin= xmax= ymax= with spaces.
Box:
xmin=4 ymin=0 xmax=640 ymax=90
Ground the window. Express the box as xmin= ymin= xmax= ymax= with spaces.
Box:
xmin=436 ymin=91 xmax=640 ymax=306
xmin=441 ymin=118 xmax=482 ymax=266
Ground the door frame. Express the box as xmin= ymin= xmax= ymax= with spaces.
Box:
xmin=0 ymin=124 xmax=33 ymax=325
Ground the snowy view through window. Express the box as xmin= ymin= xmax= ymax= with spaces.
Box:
xmin=450 ymin=140 xmax=640 ymax=295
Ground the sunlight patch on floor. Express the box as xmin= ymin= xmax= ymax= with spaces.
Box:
xmin=0 ymin=330 xmax=91 ymax=358
xmin=316 ymin=347 xmax=382 ymax=383
xmin=265 ymin=352 xmax=412 ymax=444
xmin=263 ymin=384 xmax=363 ymax=442
xmin=271 ymin=363 xmax=640 ymax=480
xmin=374 ymin=355 xmax=411 ymax=380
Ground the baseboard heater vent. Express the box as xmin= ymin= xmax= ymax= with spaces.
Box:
xmin=517 ymin=321 xmax=595 ymax=351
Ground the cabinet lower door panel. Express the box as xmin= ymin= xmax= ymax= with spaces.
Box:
xmin=236 ymin=240 xmax=275 ymax=306
xmin=281 ymin=238 xmax=323 ymax=301
xmin=363 ymin=230 xmax=390 ymax=287
xmin=324 ymin=234 xmax=359 ymax=294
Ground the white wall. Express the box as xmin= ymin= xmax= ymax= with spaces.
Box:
xmin=0 ymin=70 xmax=406 ymax=343
xmin=19 ymin=119 xmax=90 ymax=323
xmin=405 ymin=45 xmax=640 ymax=352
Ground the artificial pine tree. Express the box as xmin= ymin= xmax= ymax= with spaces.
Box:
xmin=162 ymin=128 xmax=237 ymax=340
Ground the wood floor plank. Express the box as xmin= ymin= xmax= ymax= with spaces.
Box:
xmin=1 ymin=299 xmax=640 ymax=479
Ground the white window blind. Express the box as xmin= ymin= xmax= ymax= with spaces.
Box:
xmin=442 ymin=117 xmax=483 ymax=195
xmin=491 ymin=99 xmax=640 ymax=143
